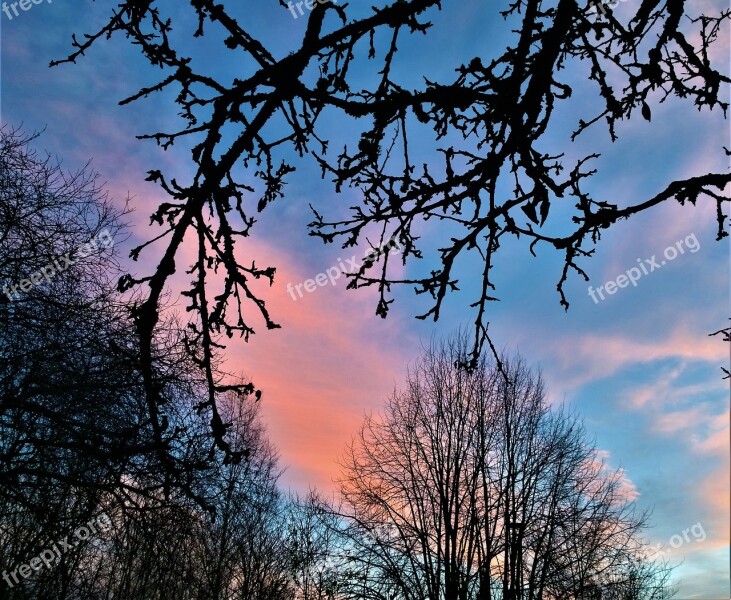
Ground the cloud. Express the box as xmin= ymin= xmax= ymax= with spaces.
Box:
xmin=695 ymin=463 xmax=731 ymax=552
xmin=218 ymin=233 xmax=419 ymax=492
xmin=583 ymin=448 xmax=641 ymax=503
xmin=546 ymin=325 xmax=726 ymax=393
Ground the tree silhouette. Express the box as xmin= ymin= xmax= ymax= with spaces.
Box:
xmin=0 ymin=127 xmax=236 ymax=515
xmin=336 ymin=335 xmax=676 ymax=600
xmin=51 ymin=0 xmax=730 ymax=458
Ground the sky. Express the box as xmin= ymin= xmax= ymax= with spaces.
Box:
xmin=1 ymin=1 xmax=729 ymax=597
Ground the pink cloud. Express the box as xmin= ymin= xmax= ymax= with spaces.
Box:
xmin=692 ymin=461 xmax=731 ymax=554
xmin=583 ymin=448 xmax=641 ymax=503
xmin=626 ymin=376 xmax=723 ymax=413
xmin=92 ymin=167 xmax=416 ymax=493
xmin=597 ymin=200 xmax=723 ymax=289
xmin=214 ymin=234 xmax=419 ymax=492
xmin=545 ymin=325 xmax=726 ymax=393
xmin=691 ymin=409 xmax=731 ymax=456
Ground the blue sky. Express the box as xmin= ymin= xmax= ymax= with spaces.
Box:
xmin=1 ymin=1 xmax=729 ymax=596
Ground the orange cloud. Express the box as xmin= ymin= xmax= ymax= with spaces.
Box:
xmin=217 ymin=234 xmax=419 ymax=492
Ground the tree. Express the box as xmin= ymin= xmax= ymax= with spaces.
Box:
xmin=54 ymin=390 xmax=290 ymax=600
xmin=0 ymin=127 xmax=255 ymax=600
xmin=198 ymin=391 xmax=292 ymax=600
xmin=0 ymin=380 xmax=291 ymax=599
xmin=287 ymin=490 xmax=345 ymax=600
xmin=49 ymin=0 xmax=730 ymax=456
xmin=337 ymin=334 xmax=675 ymax=600
xmin=0 ymin=126 xmax=140 ymax=507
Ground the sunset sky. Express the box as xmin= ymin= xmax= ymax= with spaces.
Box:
xmin=1 ymin=1 xmax=729 ymax=596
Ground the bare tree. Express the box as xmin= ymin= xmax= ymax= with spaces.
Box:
xmin=0 ymin=128 xmax=242 ymax=599
xmin=287 ymin=490 xmax=346 ymax=600
xmin=0 ymin=390 xmax=291 ymax=600
xmin=48 ymin=0 xmax=730 ymax=459
xmin=0 ymin=127 xmax=291 ymax=595
xmin=0 ymin=126 xmax=144 ymax=507
xmin=198 ymin=391 xmax=293 ymax=600
xmin=0 ymin=130 xmax=338 ymax=599
xmin=337 ymin=334 xmax=676 ymax=600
